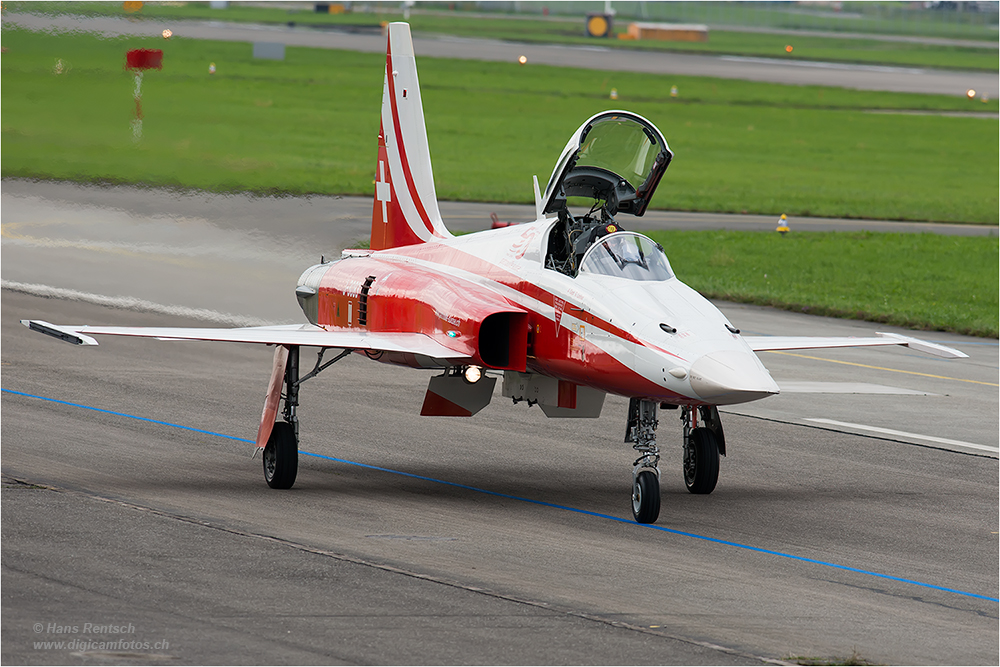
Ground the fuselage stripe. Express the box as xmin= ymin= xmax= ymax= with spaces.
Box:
xmin=374 ymin=245 xmax=686 ymax=364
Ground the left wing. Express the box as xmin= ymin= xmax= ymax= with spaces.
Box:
xmin=744 ymin=332 xmax=967 ymax=359
xmin=20 ymin=320 xmax=471 ymax=361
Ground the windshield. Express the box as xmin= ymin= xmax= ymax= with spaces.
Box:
xmin=579 ymin=233 xmax=673 ymax=281
xmin=576 ymin=117 xmax=660 ymax=192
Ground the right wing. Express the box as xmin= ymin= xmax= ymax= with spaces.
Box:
xmin=20 ymin=320 xmax=471 ymax=361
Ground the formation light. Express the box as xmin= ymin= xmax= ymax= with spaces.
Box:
xmin=464 ymin=365 xmax=483 ymax=384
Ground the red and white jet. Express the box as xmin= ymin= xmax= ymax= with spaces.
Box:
xmin=23 ymin=23 xmax=966 ymax=523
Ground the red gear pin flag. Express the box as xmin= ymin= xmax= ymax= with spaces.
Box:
xmin=125 ymin=49 xmax=163 ymax=140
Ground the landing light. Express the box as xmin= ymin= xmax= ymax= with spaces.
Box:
xmin=464 ymin=365 xmax=483 ymax=384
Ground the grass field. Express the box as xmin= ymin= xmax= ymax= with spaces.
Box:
xmin=2 ymin=27 xmax=997 ymax=224
xmin=11 ymin=1 xmax=998 ymax=71
xmin=652 ymin=231 xmax=998 ymax=338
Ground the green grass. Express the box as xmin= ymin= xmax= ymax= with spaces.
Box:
xmin=2 ymin=26 xmax=995 ymax=336
xmin=7 ymin=1 xmax=999 ymax=71
xmin=652 ymin=230 xmax=998 ymax=337
xmin=2 ymin=27 xmax=997 ymax=224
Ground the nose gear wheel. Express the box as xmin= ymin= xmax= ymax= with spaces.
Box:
xmin=632 ymin=470 xmax=660 ymax=524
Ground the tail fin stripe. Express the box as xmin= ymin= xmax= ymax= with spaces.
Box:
xmin=371 ymin=23 xmax=453 ymax=250
xmin=384 ymin=51 xmax=441 ymax=239
xmin=383 ymin=91 xmax=432 ymax=243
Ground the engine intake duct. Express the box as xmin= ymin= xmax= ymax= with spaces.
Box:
xmin=478 ymin=312 xmax=528 ymax=371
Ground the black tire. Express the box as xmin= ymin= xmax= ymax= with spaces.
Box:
xmin=632 ymin=470 xmax=660 ymax=524
xmin=263 ymin=421 xmax=297 ymax=489
xmin=684 ymin=427 xmax=720 ymax=494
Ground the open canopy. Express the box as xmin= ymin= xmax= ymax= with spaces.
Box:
xmin=542 ymin=111 xmax=672 ymax=217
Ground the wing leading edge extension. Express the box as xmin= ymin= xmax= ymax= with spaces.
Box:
xmin=20 ymin=320 xmax=470 ymax=361
xmin=744 ymin=332 xmax=967 ymax=359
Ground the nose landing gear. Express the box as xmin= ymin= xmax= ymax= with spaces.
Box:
xmin=625 ymin=401 xmax=725 ymax=523
xmin=626 ymin=398 xmax=661 ymax=523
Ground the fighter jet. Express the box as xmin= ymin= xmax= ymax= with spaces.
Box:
xmin=23 ymin=23 xmax=966 ymax=523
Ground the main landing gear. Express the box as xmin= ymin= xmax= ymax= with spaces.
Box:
xmin=263 ymin=345 xmax=351 ymax=490
xmin=625 ymin=400 xmax=726 ymax=523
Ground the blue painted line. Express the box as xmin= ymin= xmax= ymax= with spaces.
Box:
xmin=5 ymin=387 xmax=998 ymax=604
xmin=1 ymin=389 xmax=253 ymax=444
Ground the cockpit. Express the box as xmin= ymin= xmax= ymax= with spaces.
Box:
xmin=579 ymin=232 xmax=674 ymax=281
xmin=541 ymin=111 xmax=672 ymax=277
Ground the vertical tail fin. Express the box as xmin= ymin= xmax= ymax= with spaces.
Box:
xmin=370 ymin=23 xmax=452 ymax=251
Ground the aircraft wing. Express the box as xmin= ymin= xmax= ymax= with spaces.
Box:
xmin=20 ymin=320 xmax=470 ymax=360
xmin=743 ymin=332 xmax=967 ymax=359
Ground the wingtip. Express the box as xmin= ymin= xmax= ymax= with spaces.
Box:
xmin=876 ymin=332 xmax=969 ymax=359
xmin=21 ymin=320 xmax=100 ymax=346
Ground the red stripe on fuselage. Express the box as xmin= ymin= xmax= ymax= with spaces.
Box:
xmin=374 ymin=242 xmax=687 ymax=363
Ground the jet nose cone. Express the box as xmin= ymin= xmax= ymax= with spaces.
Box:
xmin=689 ymin=350 xmax=780 ymax=405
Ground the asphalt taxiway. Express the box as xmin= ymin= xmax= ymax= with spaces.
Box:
xmin=2 ymin=182 xmax=997 ymax=665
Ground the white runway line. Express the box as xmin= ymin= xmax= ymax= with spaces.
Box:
xmin=805 ymin=418 xmax=999 ymax=455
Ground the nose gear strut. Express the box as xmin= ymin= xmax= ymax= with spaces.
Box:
xmin=625 ymin=401 xmax=726 ymax=523
xmin=625 ymin=398 xmax=661 ymax=523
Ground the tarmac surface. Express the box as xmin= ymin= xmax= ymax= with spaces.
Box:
xmin=3 ymin=13 xmax=999 ymax=664
xmin=6 ymin=11 xmax=999 ymax=98
xmin=2 ymin=182 xmax=998 ymax=665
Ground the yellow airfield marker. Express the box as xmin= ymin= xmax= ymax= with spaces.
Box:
xmin=776 ymin=213 xmax=789 ymax=235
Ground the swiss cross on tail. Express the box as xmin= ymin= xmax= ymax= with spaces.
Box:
xmin=368 ymin=23 xmax=452 ymax=251
xmin=375 ymin=155 xmax=391 ymax=223
xmin=370 ymin=127 xmax=398 ymax=250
